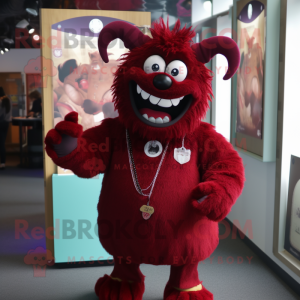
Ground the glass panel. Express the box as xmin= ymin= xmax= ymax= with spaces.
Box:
xmin=281 ymin=0 xmax=300 ymax=259
xmin=213 ymin=0 xmax=233 ymax=15
xmin=214 ymin=14 xmax=232 ymax=140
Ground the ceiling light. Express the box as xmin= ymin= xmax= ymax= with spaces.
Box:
xmin=4 ymin=42 xmax=10 ymax=52
xmin=27 ymin=25 xmax=35 ymax=34
xmin=16 ymin=19 xmax=29 ymax=29
xmin=0 ymin=49 xmax=4 ymax=55
xmin=16 ymin=19 xmax=35 ymax=34
xmin=2 ymin=23 xmax=14 ymax=45
xmin=33 ymin=34 xmax=39 ymax=41
xmin=203 ymin=0 xmax=212 ymax=12
xmin=24 ymin=0 xmax=39 ymax=16
xmin=4 ymin=38 xmax=14 ymax=44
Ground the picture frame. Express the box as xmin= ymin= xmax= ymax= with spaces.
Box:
xmin=284 ymin=155 xmax=300 ymax=262
xmin=231 ymin=0 xmax=279 ymax=162
xmin=40 ymin=9 xmax=151 ymax=261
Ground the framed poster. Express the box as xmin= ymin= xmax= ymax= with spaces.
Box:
xmin=41 ymin=9 xmax=151 ymax=261
xmin=284 ymin=158 xmax=300 ymax=260
xmin=234 ymin=0 xmax=266 ymax=157
xmin=274 ymin=0 xmax=300 ymax=276
xmin=50 ymin=16 xmax=128 ymax=175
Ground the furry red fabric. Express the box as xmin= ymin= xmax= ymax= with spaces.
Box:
xmin=45 ymin=112 xmax=83 ymax=160
xmin=45 ymin=19 xmax=245 ymax=299
xmin=110 ymin=20 xmax=212 ymax=141
xmin=168 ymin=264 xmax=201 ymax=289
xmin=191 ymin=36 xmax=240 ymax=80
xmin=164 ymin=283 xmax=213 ymax=300
xmin=95 ymin=274 xmax=145 ymax=300
xmin=64 ymin=111 xmax=78 ymax=123
xmin=48 ymin=117 xmax=244 ymax=265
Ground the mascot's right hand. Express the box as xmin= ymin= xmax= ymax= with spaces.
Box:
xmin=191 ymin=181 xmax=230 ymax=222
xmin=45 ymin=111 xmax=82 ymax=159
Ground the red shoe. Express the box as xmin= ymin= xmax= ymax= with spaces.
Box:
xmin=95 ymin=275 xmax=145 ymax=300
xmin=164 ymin=282 xmax=213 ymax=300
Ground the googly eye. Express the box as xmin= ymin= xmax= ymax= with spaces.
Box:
xmin=143 ymin=55 xmax=166 ymax=74
xmin=166 ymin=60 xmax=188 ymax=82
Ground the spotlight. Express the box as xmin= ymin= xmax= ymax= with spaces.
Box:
xmin=24 ymin=0 xmax=39 ymax=16
xmin=33 ymin=34 xmax=39 ymax=41
xmin=4 ymin=38 xmax=14 ymax=44
xmin=16 ymin=19 xmax=35 ymax=34
xmin=27 ymin=25 xmax=35 ymax=34
xmin=0 ymin=40 xmax=6 ymax=53
xmin=4 ymin=43 xmax=10 ymax=52
xmin=2 ymin=24 xmax=14 ymax=45
xmin=16 ymin=19 xmax=29 ymax=28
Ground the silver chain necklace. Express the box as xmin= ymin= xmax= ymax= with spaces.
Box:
xmin=126 ymin=129 xmax=169 ymax=220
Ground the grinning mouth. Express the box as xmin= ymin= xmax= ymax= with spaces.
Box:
xmin=129 ymin=81 xmax=193 ymax=127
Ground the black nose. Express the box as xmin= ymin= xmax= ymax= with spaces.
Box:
xmin=153 ymin=74 xmax=172 ymax=90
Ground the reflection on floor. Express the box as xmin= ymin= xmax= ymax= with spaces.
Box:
xmin=0 ymin=167 xmax=298 ymax=300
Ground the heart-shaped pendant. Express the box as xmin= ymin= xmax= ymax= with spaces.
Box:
xmin=142 ymin=212 xmax=151 ymax=220
xmin=140 ymin=205 xmax=154 ymax=220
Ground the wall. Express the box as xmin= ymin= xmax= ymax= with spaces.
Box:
xmin=213 ymin=0 xmax=233 ymax=15
xmin=228 ymin=0 xmax=300 ymax=284
xmin=227 ymin=152 xmax=276 ymax=254
xmin=228 ymin=152 xmax=300 ymax=285
xmin=278 ymin=0 xmax=300 ymax=252
xmin=192 ymin=0 xmax=233 ymax=22
xmin=0 ymin=49 xmax=41 ymax=73
xmin=214 ymin=14 xmax=232 ymax=141
xmin=192 ymin=0 xmax=212 ymax=24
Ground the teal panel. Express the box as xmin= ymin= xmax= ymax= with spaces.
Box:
xmin=52 ymin=174 xmax=111 ymax=263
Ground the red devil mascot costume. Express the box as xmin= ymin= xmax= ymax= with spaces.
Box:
xmin=45 ymin=19 xmax=245 ymax=300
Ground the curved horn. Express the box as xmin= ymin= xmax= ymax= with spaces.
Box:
xmin=98 ymin=21 xmax=151 ymax=63
xmin=191 ymin=36 xmax=240 ymax=80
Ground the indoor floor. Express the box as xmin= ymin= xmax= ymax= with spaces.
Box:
xmin=0 ymin=164 xmax=298 ymax=300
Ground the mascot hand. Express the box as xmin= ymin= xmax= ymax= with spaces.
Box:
xmin=45 ymin=111 xmax=82 ymax=159
xmin=191 ymin=181 xmax=229 ymax=221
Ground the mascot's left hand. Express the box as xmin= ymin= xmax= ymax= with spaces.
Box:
xmin=191 ymin=181 xmax=230 ymax=222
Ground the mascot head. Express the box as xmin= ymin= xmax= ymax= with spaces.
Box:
xmin=98 ymin=19 xmax=240 ymax=140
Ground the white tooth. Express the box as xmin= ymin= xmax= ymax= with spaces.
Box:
xmin=149 ymin=95 xmax=160 ymax=105
xmin=149 ymin=117 xmax=155 ymax=123
xmin=141 ymin=90 xmax=150 ymax=100
xmin=171 ymin=99 xmax=180 ymax=106
xmin=158 ymin=99 xmax=172 ymax=108
xmin=94 ymin=112 xmax=104 ymax=122
xmin=137 ymin=85 xmax=142 ymax=94
xmin=142 ymin=114 xmax=148 ymax=120
xmin=163 ymin=116 xmax=170 ymax=123
xmin=173 ymin=96 xmax=184 ymax=101
xmin=155 ymin=117 xmax=163 ymax=124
